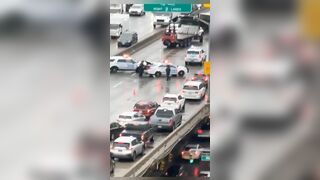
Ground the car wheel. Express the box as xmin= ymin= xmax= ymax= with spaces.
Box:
xmin=153 ymin=24 xmax=156 ymax=29
xmin=171 ymin=123 xmax=176 ymax=131
xmin=111 ymin=67 xmax=118 ymax=73
xmin=132 ymin=152 xmax=136 ymax=161
xmin=178 ymin=71 xmax=185 ymax=77
xmin=155 ymin=72 xmax=161 ymax=77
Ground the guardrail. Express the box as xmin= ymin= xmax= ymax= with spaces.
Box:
xmin=123 ymin=103 xmax=210 ymax=177
xmin=114 ymin=29 xmax=165 ymax=56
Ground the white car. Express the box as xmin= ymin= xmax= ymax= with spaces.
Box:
xmin=116 ymin=112 xmax=146 ymax=127
xmin=129 ymin=4 xmax=145 ymax=16
xmin=110 ymin=136 xmax=144 ymax=161
xmin=110 ymin=56 xmax=138 ymax=73
xmin=182 ymin=81 xmax=207 ymax=100
xmin=153 ymin=12 xmax=176 ymax=28
xmin=160 ymin=94 xmax=185 ymax=112
xmin=145 ymin=63 xmax=188 ymax=77
xmin=185 ymin=46 xmax=207 ymax=65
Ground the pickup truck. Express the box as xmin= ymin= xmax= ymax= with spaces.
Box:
xmin=150 ymin=107 xmax=183 ymax=131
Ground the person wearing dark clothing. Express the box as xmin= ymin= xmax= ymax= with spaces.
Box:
xmin=166 ymin=65 xmax=171 ymax=81
xmin=138 ymin=62 xmax=144 ymax=77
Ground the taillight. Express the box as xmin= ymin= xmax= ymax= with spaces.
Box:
xmin=179 ymin=172 xmax=183 ymax=176
xmin=141 ymin=134 xmax=145 ymax=140
xmin=181 ymin=151 xmax=185 ymax=156
xmin=197 ymin=129 xmax=203 ymax=134
xmin=119 ymin=133 xmax=122 ymax=137
xmin=147 ymin=109 xmax=151 ymax=113
xmin=169 ymin=119 xmax=173 ymax=126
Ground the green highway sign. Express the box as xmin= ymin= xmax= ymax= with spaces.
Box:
xmin=144 ymin=4 xmax=192 ymax=13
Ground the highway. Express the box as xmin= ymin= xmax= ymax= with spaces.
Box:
xmin=110 ymin=32 xmax=209 ymax=177
xmin=110 ymin=12 xmax=159 ymax=56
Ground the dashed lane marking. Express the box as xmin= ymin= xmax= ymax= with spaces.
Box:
xmin=113 ymin=81 xmax=123 ymax=88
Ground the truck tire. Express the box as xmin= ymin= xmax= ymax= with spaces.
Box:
xmin=111 ymin=67 xmax=118 ymax=73
xmin=187 ymin=38 xmax=191 ymax=46
xmin=200 ymin=35 xmax=203 ymax=43
xmin=155 ymin=72 xmax=161 ymax=77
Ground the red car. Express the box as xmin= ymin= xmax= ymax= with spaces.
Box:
xmin=133 ymin=101 xmax=159 ymax=119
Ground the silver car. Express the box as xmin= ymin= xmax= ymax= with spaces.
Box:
xmin=110 ymin=136 xmax=144 ymax=161
xmin=116 ymin=112 xmax=146 ymax=127
xmin=149 ymin=107 xmax=182 ymax=131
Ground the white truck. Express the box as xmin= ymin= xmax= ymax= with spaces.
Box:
xmin=161 ymin=16 xmax=204 ymax=48
xmin=110 ymin=13 xmax=129 ymax=38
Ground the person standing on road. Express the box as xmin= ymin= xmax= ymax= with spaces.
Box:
xmin=138 ymin=62 xmax=144 ymax=77
xmin=166 ymin=65 xmax=171 ymax=81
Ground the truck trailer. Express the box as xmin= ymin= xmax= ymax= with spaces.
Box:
xmin=162 ymin=16 xmax=204 ymax=48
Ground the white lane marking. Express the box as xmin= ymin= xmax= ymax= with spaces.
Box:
xmin=113 ymin=81 xmax=123 ymax=88
xmin=131 ymin=73 xmax=136 ymax=77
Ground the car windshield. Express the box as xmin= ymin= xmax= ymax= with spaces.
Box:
xmin=134 ymin=104 xmax=149 ymax=109
xmin=163 ymin=97 xmax=177 ymax=102
xmin=183 ymin=85 xmax=199 ymax=90
xmin=156 ymin=109 xmax=174 ymax=118
xmin=119 ymin=115 xmax=132 ymax=119
xmin=119 ymin=33 xmax=132 ymax=41
xmin=132 ymin=5 xmax=141 ymax=8
xmin=110 ymin=24 xmax=120 ymax=29
xmin=132 ymin=118 xmax=146 ymax=122
xmin=113 ymin=142 xmax=130 ymax=148
xmin=188 ymin=51 xmax=200 ymax=55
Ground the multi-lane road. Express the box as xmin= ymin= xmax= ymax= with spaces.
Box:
xmin=110 ymin=29 xmax=210 ymax=176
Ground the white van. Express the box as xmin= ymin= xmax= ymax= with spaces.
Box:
xmin=182 ymin=81 xmax=206 ymax=100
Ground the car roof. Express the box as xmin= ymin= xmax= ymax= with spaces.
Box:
xmin=186 ymin=144 xmax=199 ymax=148
xmin=184 ymin=80 xmax=202 ymax=86
xmin=163 ymin=94 xmax=179 ymax=98
xmin=119 ymin=112 xmax=137 ymax=116
xmin=157 ymin=106 xmax=176 ymax=111
xmin=114 ymin=136 xmax=136 ymax=143
xmin=135 ymin=100 xmax=155 ymax=105
xmin=187 ymin=46 xmax=203 ymax=51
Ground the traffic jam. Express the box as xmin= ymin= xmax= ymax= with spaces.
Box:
xmin=109 ymin=4 xmax=210 ymax=177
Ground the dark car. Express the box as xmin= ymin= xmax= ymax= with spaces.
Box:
xmin=120 ymin=126 xmax=154 ymax=147
xmin=117 ymin=31 xmax=138 ymax=47
xmin=133 ymin=100 xmax=159 ymax=119
xmin=164 ymin=164 xmax=184 ymax=177
xmin=110 ymin=122 xmax=124 ymax=141
xmin=195 ymin=118 xmax=210 ymax=138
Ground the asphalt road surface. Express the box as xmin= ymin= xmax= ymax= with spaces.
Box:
xmin=110 ymin=12 xmax=157 ymax=56
xmin=110 ymin=35 xmax=209 ymax=177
